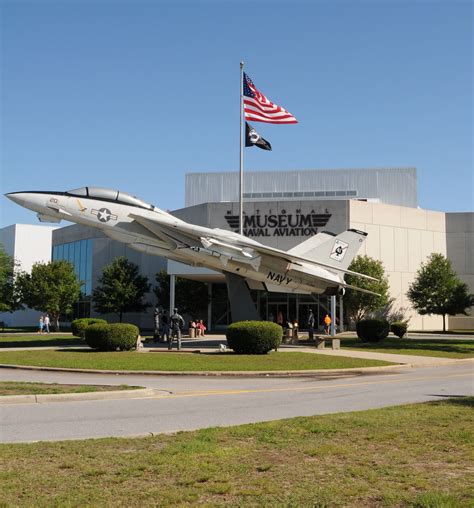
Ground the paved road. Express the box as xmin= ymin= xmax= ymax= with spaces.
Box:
xmin=1 ymin=363 xmax=472 ymax=443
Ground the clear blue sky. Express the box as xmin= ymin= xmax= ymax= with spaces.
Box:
xmin=1 ymin=0 xmax=472 ymax=227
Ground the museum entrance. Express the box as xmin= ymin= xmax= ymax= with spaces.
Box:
xmin=266 ymin=303 xmax=288 ymax=325
xmin=208 ymin=282 xmax=344 ymax=331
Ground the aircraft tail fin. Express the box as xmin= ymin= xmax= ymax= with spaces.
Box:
xmin=288 ymin=229 xmax=367 ymax=271
xmin=286 ymin=231 xmax=337 ymax=257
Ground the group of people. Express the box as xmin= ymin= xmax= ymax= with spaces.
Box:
xmin=37 ymin=314 xmax=51 ymax=334
xmin=189 ymin=319 xmax=206 ymax=337
xmin=307 ymin=309 xmax=332 ymax=338
xmin=153 ymin=307 xmax=185 ymax=350
xmin=269 ymin=309 xmax=333 ymax=339
xmin=153 ymin=307 xmax=207 ymax=351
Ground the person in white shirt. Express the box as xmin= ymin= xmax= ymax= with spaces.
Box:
xmin=44 ymin=315 xmax=50 ymax=334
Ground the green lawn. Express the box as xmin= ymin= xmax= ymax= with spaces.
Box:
xmin=0 ymin=381 xmax=139 ymax=396
xmin=342 ymin=337 xmax=474 ymax=358
xmin=1 ymin=398 xmax=472 ymax=506
xmin=0 ymin=350 xmax=392 ymax=371
xmin=0 ymin=334 xmax=82 ymax=348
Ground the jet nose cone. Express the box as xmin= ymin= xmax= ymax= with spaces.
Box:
xmin=5 ymin=192 xmax=26 ymax=206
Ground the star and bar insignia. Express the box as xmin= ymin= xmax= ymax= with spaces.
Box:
xmin=91 ymin=208 xmax=118 ymax=223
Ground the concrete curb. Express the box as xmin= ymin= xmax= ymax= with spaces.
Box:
xmin=0 ymin=387 xmax=156 ymax=405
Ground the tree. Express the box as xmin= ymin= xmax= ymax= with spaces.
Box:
xmin=17 ymin=260 xmax=81 ymax=330
xmin=93 ymin=257 xmax=151 ymax=322
xmin=0 ymin=245 xmax=22 ymax=313
xmin=344 ymin=255 xmax=391 ymax=324
xmin=154 ymin=270 xmax=209 ymax=318
xmin=407 ymin=253 xmax=474 ymax=332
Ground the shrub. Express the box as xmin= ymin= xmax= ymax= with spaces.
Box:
xmin=390 ymin=321 xmax=408 ymax=338
xmin=84 ymin=323 xmax=139 ymax=351
xmin=84 ymin=323 xmax=109 ymax=350
xmin=71 ymin=318 xmax=107 ymax=338
xmin=356 ymin=319 xmax=390 ymax=342
xmin=226 ymin=321 xmax=282 ymax=354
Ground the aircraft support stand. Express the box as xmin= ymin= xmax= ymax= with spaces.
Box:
xmin=169 ymin=274 xmax=176 ymax=316
xmin=339 ymin=295 xmax=344 ymax=333
xmin=330 ymin=295 xmax=336 ymax=336
xmin=225 ymin=272 xmax=260 ymax=322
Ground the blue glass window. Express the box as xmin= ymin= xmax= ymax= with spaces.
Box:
xmin=74 ymin=241 xmax=81 ymax=278
xmin=53 ymin=239 xmax=93 ymax=296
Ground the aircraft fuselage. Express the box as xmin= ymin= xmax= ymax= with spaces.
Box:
xmin=6 ymin=189 xmax=345 ymax=296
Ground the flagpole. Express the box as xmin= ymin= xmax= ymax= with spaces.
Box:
xmin=239 ymin=61 xmax=244 ymax=236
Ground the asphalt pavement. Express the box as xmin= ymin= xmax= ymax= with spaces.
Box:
xmin=1 ymin=335 xmax=472 ymax=443
xmin=1 ymin=362 xmax=472 ymax=443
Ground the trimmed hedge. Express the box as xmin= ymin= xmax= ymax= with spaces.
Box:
xmin=71 ymin=318 xmax=107 ymax=338
xmin=84 ymin=323 xmax=139 ymax=351
xmin=226 ymin=321 xmax=282 ymax=354
xmin=356 ymin=319 xmax=390 ymax=342
xmin=390 ymin=321 xmax=408 ymax=339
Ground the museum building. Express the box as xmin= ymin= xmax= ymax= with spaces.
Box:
xmin=1 ymin=167 xmax=472 ymax=330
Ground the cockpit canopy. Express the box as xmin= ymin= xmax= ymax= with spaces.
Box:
xmin=66 ymin=187 xmax=155 ymax=211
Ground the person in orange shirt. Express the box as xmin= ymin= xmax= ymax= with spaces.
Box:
xmin=323 ymin=314 xmax=332 ymax=335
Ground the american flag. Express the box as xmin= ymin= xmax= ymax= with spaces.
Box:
xmin=243 ymin=72 xmax=298 ymax=124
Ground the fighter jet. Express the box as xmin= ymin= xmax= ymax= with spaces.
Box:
xmin=5 ymin=186 xmax=377 ymax=301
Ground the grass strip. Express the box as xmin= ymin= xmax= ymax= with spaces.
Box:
xmin=0 ymin=397 xmax=472 ymax=506
xmin=0 ymin=335 xmax=82 ymax=348
xmin=0 ymin=381 xmax=140 ymax=396
xmin=341 ymin=337 xmax=474 ymax=358
xmin=0 ymin=350 xmax=391 ymax=371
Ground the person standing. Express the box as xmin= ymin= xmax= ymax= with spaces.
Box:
xmin=307 ymin=309 xmax=315 ymax=340
xmin=169 ymin=308 xmax=184 ymax=350
xmin=43 ymin=314 xmax=50 ymax=334
xmin=38 ymin=316 xmax=44 ymax=334
xmin=324 ymin=314 xmax=332 ymax=335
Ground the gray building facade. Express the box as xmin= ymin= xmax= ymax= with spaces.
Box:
xmin=186 ymin=167 xmax=418 ymax=208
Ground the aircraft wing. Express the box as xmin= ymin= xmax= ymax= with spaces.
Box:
xmin=129 ymin=213 xmax=377 ymax=282
xmin=129 ymin=214 xmax=201 ymax=249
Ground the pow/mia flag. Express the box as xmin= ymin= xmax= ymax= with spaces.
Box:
xmin=245 ymin=122 xmax=272 ymax=151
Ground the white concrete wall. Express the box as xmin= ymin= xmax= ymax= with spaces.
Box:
xmin=0 ymin=224 xmax=55 ymax=327
xmin=350 ymin=201 xmax=447 ymax=330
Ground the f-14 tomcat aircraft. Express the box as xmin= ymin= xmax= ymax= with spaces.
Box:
xmin=6 ymin=186 xmax=376 ymax=319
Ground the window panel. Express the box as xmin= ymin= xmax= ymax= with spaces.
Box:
xmin=80 ymin=240 xmax=87 ymax=282
xmin=74 ymin=241 xmax=81 ymax=276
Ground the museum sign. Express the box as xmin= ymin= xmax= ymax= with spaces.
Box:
xmin=224 ymin=208 xmax=332 ymax=237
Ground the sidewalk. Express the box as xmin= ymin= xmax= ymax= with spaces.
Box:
xmin=280 ymin=345 xmax=459 ymax=366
